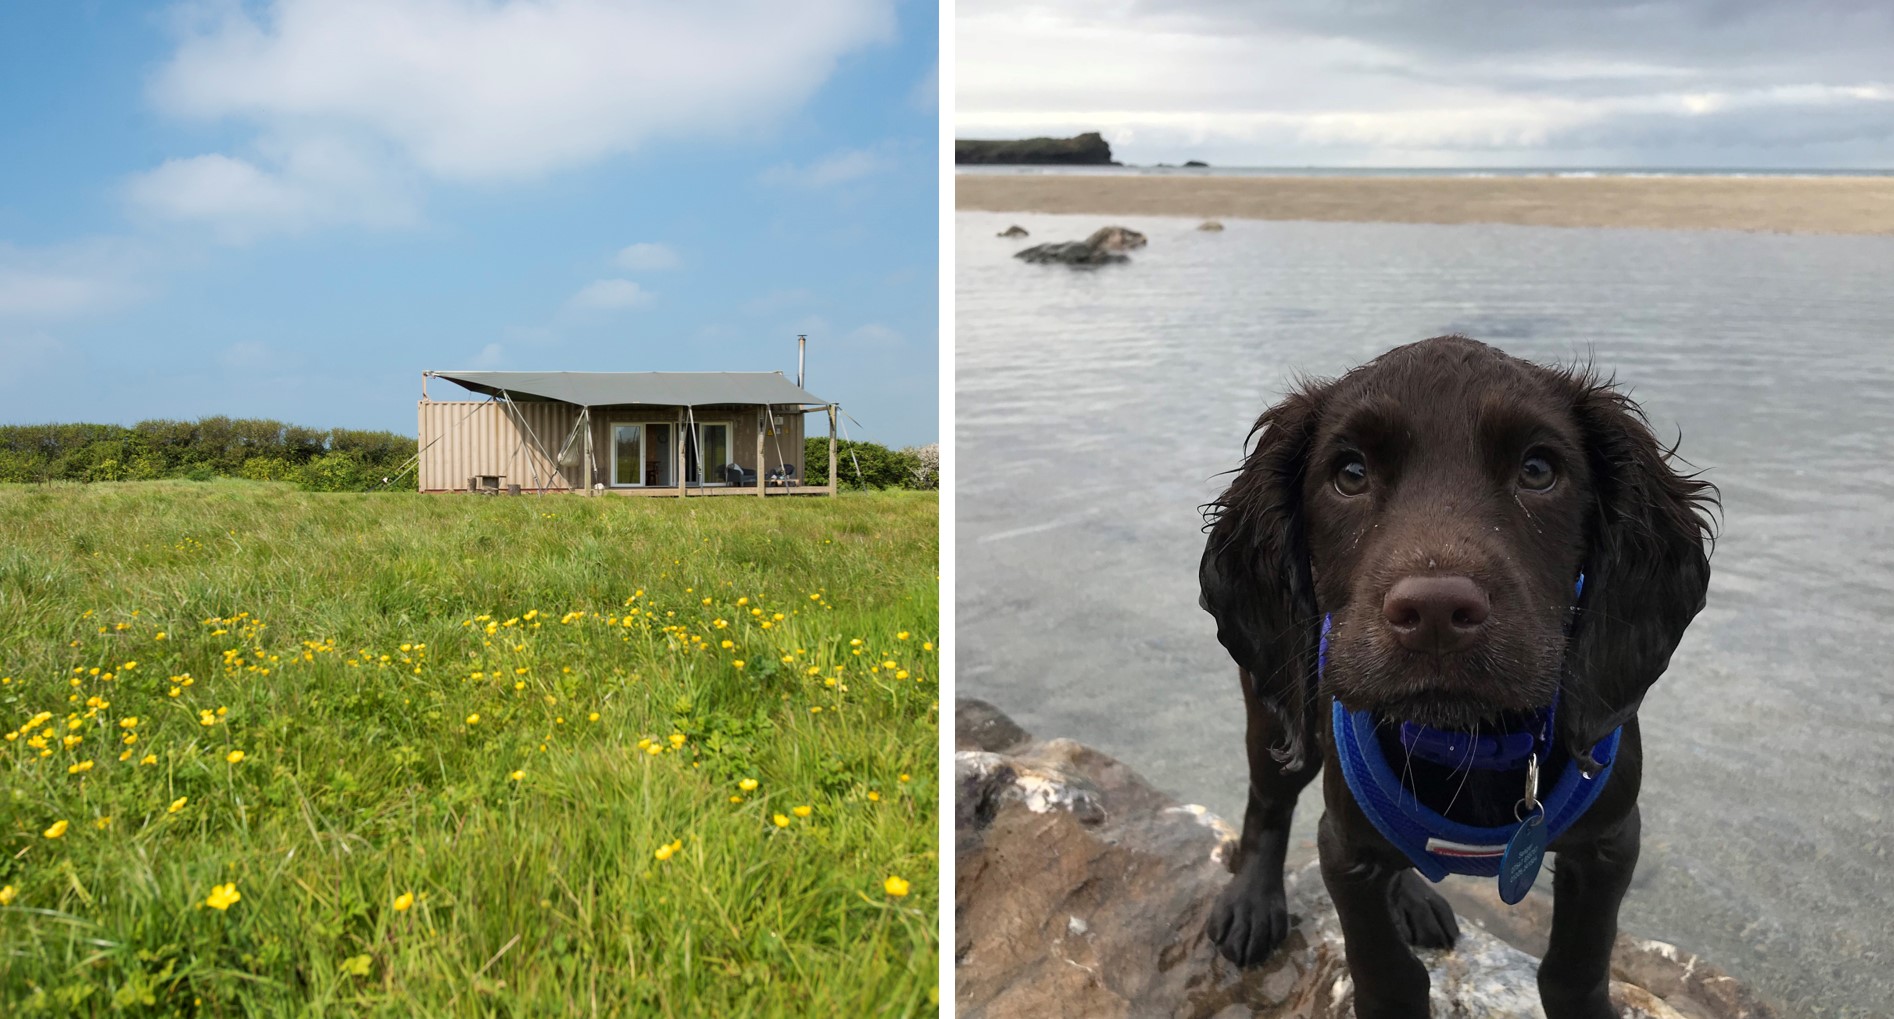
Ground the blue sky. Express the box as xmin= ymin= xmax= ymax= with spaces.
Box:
xmin=0 ymin=0 xmax=939 ymax=447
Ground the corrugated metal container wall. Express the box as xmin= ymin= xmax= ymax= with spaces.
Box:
xmin=417 ymin=401 xmax=582 ymax=492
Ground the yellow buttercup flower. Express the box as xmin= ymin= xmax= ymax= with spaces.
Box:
xmin=393 ymin=892 xmax=414 ymax=912
xmin=0 ymin=885 xmax=16 ymax=905
xmin=668 ymin=733 xmax=686 ymax=748
xmin=204 ymin=883 xmax=241 ymax=911
xmin=465 ymin=714 xmax=480 ymax=725
xmin=792 ymin=805 xmax=812 ymax=818
xmin=509 ymin=770 xmax=525 ymax=781
xmin=738 ymin=778 xmax=758 ymax=792
xmin=867 ymin=791 xmax=880 ymax=802
xmin=168 ymin=797 xmax=188 ymax=814
xmin=772 ymin=813 xmax=790 ymax=828
xmin=43 ymin=819 xmax=69 ymax=839
xmin=140 ymin=753 xmax=157 ymax=765
xmin=654 ymin=843 xmax=676 ymax=861
xmin=226 ymin=750 xmax=245 ymax=764
xmin=884 ymin=875 xmax=910 ymax=897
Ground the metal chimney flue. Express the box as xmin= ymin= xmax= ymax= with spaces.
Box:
xmin=797 ymin=334 xmax=807 ymax=388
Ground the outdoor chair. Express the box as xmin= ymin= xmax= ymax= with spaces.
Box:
xmin=722 ymin=462 xmax=758 ymax=486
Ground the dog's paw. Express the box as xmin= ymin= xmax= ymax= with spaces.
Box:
xmin=1387 ymin=870 xmax=1459 ymax=949
xmin=1206 ymin=871 xmax=1289 ymax=966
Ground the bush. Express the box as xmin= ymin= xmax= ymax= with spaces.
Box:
xmin=296 ymin=451 xmax=373 ymax=492
xmin=804 ymin=438 xmax=931 ymax=490
xmin=904 ymin=443 xmax=939 ymax=490
xmin=239 ymin=457 xmax=296 ymax=482
xmin=0 ymin=418 xmax=416 ymax=488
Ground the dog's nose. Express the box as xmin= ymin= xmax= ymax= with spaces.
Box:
xmin=1382 ymin=575 xmax=1489 ymax=655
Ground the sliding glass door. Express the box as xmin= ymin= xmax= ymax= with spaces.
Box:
xmin=683 ymin=422 xmax=733 ymax=485
xmin=611 ymin=423 xmax=677 ymax=487
xmin=611 ymin=424 xmax=645 ymax=486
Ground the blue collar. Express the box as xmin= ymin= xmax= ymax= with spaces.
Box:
xmin=1322 ymin=575 xmax=1619 ymax=899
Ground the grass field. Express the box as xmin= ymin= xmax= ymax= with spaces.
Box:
xmin=0 ymin=482 xmax=938 ymax=1016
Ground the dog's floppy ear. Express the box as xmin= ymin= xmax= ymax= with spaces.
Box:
xmin=1200 ymin=384 xmax=1326 ymax=772
xmin=1562 ymin=377 xmax=1717 ymax=773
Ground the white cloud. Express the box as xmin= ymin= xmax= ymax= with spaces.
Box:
xmin=144 ymin=0 xmax=896 ymax=205
xmin=0 ymin=239 xmax=155 ymax=322
xmin=0 ymin=271 xmax=117 ymax=320
xmin=615 ymin=242 xmax=680 ymax=271
xmin=761 ymin=148 xmax=896 ymax=187
xmin=566 ymin=278 xmax=654 ymax=311
xmin=471 ymin=342 xmax=506 ymax=368
xmin=125 ymin=139 xmax=416 ymax=240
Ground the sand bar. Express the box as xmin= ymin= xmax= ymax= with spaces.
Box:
xmin=957 ymin=173 xmax=1894 ymax=234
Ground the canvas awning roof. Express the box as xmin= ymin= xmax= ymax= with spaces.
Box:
xmin=429 ymin=371 xmax=828 ymax=407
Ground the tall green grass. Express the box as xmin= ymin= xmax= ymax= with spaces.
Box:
xmin=0 ymin=482 xmax=938 ymax=1016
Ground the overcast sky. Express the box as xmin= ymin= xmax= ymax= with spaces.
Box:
xmin=1 ymin=1 xmax=938 ymax=446
xmin=957 ymin=0 xmax=1894 ymax=167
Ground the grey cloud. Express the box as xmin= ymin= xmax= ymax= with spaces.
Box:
xmin=960 ymin=0 xmax=1894 ymax=164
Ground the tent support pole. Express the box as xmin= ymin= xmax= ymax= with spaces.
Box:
xmin=676 ymin=410 xmax=686 ymax=497
xmin=827 ymin=404 xmax=838 ymax=494
xmin=756 ymin=409 xmax=766 ymax=497
xmin=582 ymin=407 xmax=594 ymax=495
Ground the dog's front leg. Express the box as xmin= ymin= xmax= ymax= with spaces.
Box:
xmin=1538 ymin=806 xmax=1640 ymax=1019
xmin=1318 ymin=809 xmax=1430 ymax=1018
xmin=1208 ymin=672 xmax=1320 ymax=966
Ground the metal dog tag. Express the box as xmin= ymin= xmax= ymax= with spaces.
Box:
xmin=1500 ymin=753 xmax=1546 ymax=904
xmin=1499 ymin=811 xmax=1547 ymax=904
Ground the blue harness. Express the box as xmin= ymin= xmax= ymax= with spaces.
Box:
xmin=1323 ymin=576 xmax=1619 ymax=901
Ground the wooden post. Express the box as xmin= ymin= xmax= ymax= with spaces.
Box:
xmin=756 ymin=409 xmax=766 ymax=497
xmin=827 ymin=404 xmax=838 ymax=494
xmin=676 ymin=411 xmax=686 ymax=497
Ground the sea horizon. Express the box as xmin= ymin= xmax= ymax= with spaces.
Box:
xmin=958 ymin=163 xmax=1894 ymax=179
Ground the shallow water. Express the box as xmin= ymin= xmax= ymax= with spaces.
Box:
xmin=955 ymin=211 xmax=1894 ymax=1017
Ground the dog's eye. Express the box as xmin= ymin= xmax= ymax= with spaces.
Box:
xmin=1519 ymin=454 xmax=1556 ymax=492
xmin=1335 ymin=458 xmax=1369 ymax=496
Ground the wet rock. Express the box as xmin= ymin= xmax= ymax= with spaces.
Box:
xmin=998 ymin=225 xmax=1030 ymax=238
xmin=1198 ymin=221 xmax=1226 ymax=232
xmin=1012 ymin=242 xmax=1127 ymax=266
xmin=954 ymin=699 xmax=1782 ymax=1019
xmin=1086 ymin=225 xmax=1147 ymax=251
xmin=1013 ymin=226 xmax=1147 ymax=266
xmin=1184 ymin=160 xmax=1211 ymax=168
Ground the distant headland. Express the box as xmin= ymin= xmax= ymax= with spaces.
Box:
xmin=955 ymin=132 xmax=1119 ymax=166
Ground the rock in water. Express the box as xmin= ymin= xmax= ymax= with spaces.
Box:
xmin=1184 ymin=160 xmax=1211 ymax=168
xmin=1013 ymin=241 xmax=1128 ymax=266
xmin=954 ymin=699 xmax=1783 ymax=1019
xmin=1086 ymin=225 xmax=1147 ymax=251
xmin=998 ymin=225 xmax=1030 ymax=238
xmin=1198 ymin=220 xmax=1226 ymax=232
xmin=1014 ymin=225 xmax=1147 ymax=265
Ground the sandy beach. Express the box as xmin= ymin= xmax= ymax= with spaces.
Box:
xmin=957 ymin=173 xmax=1894 ymax=234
